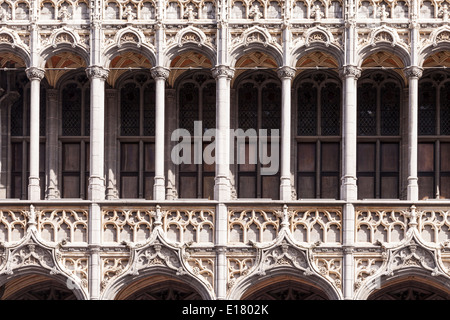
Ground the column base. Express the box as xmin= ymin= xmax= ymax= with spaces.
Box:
xmin=407 ymin=177 xmax=419 ymax=201
xmin=341 ymin=176 xmax=358 ymax=201
xmin=28 ymin=177 xmax=40 ymax=201
xmin=214 ymin=176 xmax=231 ymax=202
xmin=153 ymin=176 xmax=166 ymax=201
xmin=88 ymin=176 xmax=106 ymax=201
xmin=280 ymin=177 xmax=293 ymax=201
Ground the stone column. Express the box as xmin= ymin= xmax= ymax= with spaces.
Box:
xmin=212 ymin=65 xmax=234 ymax=202
xmin=25 ymin=67 xmax=45 ymax=201
xmin=151 ymin=66 xmax=169 ymax=201
xmin=212 ymin=65 xmax=234 ymax=300
xmin=340 ymin=65 xmax=361 ymax=202
xmin=86 ymin=66 xmax=108 ymax=201
xmin=85 ymin=66 xmax=108 ymax=300
xmin=46 ymin=88 xmax=60 ymax=199
xmin=277 ymin=66 xmax=295 ymax=201
xmin=339 ymin=64 xmax=360 ymax=300
xmin=404 ymin=66 xmax=423 ymax=202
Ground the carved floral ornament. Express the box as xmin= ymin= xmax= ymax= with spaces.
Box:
xmin=85 ymin=65 xmax=109 ymax=80
xmin=353 ymin=206 xmax=450 ymax=297
xmin=0 ymin=205 xmax=88 ymax=298
xmin=227 ymin=205 xmax=343 ymax=298
xmin=25 ymin=67 xmax=45 ymax=80
xmin=211 ymin=65 xmax=235 ymax=79
xmin=100 ymin=206 xmax=215 ymax=298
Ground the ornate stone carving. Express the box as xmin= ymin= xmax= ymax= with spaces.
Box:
xmin=85 ymin=66 xmax=109 ymax=80
xmin=0 ymin=7 xmax=11 ymax=22
xmin=404 ymin=66 xmax=423 ymax=79
xmin=150 ymin=66 xmax=169 ymax=80
xmin=212 ymin=65 xmax=235 ymax=79
xmin=25 ymin=67 xmax=45 ymax=81
xmin=0 ymin=33 xmax=13 ymax=44
xmin=311 ymin=5 xmax=324 ymax=22
xmin=387 ymin=240 xmax=439 ymax=276
xmin=339 ymin=65 xmax=361 ymax=79
xmin=277 ymin=66 xmax=296 ymax=80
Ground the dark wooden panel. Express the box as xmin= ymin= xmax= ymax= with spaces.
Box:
xmin=121 ymin=175 xmax=138 ymax=198
xmin=203 ymin=175 xmax=215 ymax=200
xmin=418 ymin=143 xmax=434 ymax=172
xmin=321 ymin=142 xmax=339 ymax=172
xmin=298 ymin=175 xmax=315 ymax=199
xmin=440 ymin=142 xmax=450 ymax=172
xmin=262 ymin=175 xmax=279 ymax=200
xmin=144 ymin=175 xmax=154 ymax=200
xmin=381 ymin=143 xmax=399 ymax=172
xmin=321 ymin=175 xmax=339 ymax=199
xmin=63 ymin=143 xmax=80 ymax=171
xmin=121 ymin=143 xmax=139 ymax=172
xmin=238 ymin=176 xmax=256 ymax=198
xmin=179 ymin=175 xmax=197 ymax=198
xmin=238 ymin=142 xmax=257 ymax=172
xmin=298 ymin=143 xmax=316 ymax=172
xmin=63 ymin=175 xmax=80 ymax=198
xmin=358 ymin=176 xmax=375 ymax=199
xmin=381 ymin=176 xmax=398 ymax=198
xmin=419 ymin=175 xmax=434 ymax=199
xmin=358 ymin=143 xmax=375 ymax=172
xmin=144 ymin=143 xmax=155 ymax=172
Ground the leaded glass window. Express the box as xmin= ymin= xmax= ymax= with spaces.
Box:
xmin=357 ymin=71 xmax=402 ymax=199
xmin=60 ymin=73 xmax=90 ymax=199
xmin=296 ymin=71 xmax=341 ymax=199
xmin=118 ymin=72 xmax=155 ymax=199
xmin=177 ymin=71 xmax=216 ymax=199
xmin=236 ymin=71 xmax=281 ymax=199
xmin=9 ymin=71 xmax=46 ymax=199
xmin=418 ymin=71 xmax=450 ymax=199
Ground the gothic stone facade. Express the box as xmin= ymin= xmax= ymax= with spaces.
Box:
xmin=1 ymin=0 xmax=450 ymax=300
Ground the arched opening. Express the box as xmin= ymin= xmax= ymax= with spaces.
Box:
xmin=368 ymin=277 xmax=450 ymax=300
xmin=357 ymin=51 xmax=405 ymax=199
xmin=233 ymin=52 xmax=281 ymax=199
xmin=114 ymin=274 xmax=202 ymax=300
xmin=166 ymin=51 xmax=215 ymax=199
xmin=293 ymin=51 xmax=341 ymax=199
xmin=5 ymin=54 xmax=47 ymax=200
xmin=0 ymin=274 xmax=77 ymax=300
xmin=106 ymin=52 xmax=155 ymax=200
xmin=417 ymin=51 xmax=450 ymax=200
xmin=47 ymin=51 xmax=90 ymax=200
xmin=240 ymin=275 xmax=330 ymax=300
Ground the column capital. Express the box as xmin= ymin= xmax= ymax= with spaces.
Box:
xmin=277 ymin=66 xmax=296 ymax=80
xmin=339 ymin=65 xmax=361 ymax=80
xmin=212 ymin=65 xmax=235 ymax=80
xmin=151 ymin=66 xmax=170 ymax=80
xmin=404 ymin=66 xmax=423 ymax=79
xmin=86 ymin=66 xmax=109 ymax=80
xmin=25 ymin=67 xmax=45 ymax=81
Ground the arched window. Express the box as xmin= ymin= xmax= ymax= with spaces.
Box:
xmin=296 ymin=71 xmax=341 ymax=199
xmin=235 ymin=71 xmax=281 ymax=199
xmin=418 ymin=71 xmax=450 ymax=199
xmin=357 ymin=71 xmax=402 ymax=199
xmin=177 ymin=72 xmax=216 ymax=199
xmin=118 ymin=72 xmax=155 ymax=199
xmin=10 ymin=71 xmax=47 ymax=199
xmin=60 ymin=73 xmax=90 ymax=199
